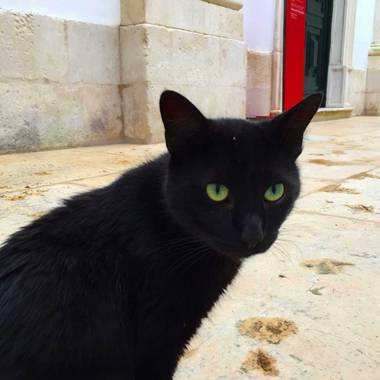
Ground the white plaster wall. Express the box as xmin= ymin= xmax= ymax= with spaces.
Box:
xmin=0 ymin=0 xmax=121 ymax=26
xmin=244 ymin=0 xmax=275 ymax=52
xmin=372 ymin=0 xmax=380 ymax=44
xmin=352 ymin=0 xmax=376 ymax=69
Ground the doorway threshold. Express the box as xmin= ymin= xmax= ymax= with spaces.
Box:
xmin=268 ymin=107 xmax=353 ymax=121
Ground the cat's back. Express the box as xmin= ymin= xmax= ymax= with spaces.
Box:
xmin=0 ymin=155 xmax=169 ymax=375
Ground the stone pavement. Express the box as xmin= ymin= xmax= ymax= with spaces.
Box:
xmin=1 ymin=117 xmax=380 ymax=379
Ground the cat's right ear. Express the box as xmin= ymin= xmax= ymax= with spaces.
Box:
xmin=160 ymin=90 xmax=207 ymax=155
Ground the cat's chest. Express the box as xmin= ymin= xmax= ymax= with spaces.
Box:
xmin=157 ymin=256 xmax=239 ymax=334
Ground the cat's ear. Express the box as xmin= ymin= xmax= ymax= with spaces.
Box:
xmin=160 ymin=90 xmax=207 ymax=155
xmin=270 ymin=93 xmax=322 ymax=159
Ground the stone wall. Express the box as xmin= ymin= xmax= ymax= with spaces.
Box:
xmin=0 ymin=0 xmax=246 ymax=152
xmin=348 ymin=69 xmax=368 ymax=116
xmin=246 ymin=51 xmax=272 ymax=117
xmin=365 ymin=50 xmax=380 ymax=115
xmin=120 ymin=0 xmax=246 ymax=143
xmin=365 ymin=0 xmax=380 ymax=115
xmin=0 ymin=10 xmax=123 ymax=153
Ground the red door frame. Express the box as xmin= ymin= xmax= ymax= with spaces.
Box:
xmin=283 ymin=0 xmax=307 ymax=111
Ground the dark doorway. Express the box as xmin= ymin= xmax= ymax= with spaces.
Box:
xmin=304 ymin=0 xmax=333 ymax=106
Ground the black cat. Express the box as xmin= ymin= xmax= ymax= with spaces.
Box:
xmin=0 ymin=91 xmax=321 ymax=379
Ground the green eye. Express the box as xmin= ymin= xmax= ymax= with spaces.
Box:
xmin=206 ymin=184 xmax=229 ymax=202
xmin=264 ymin=183 xmax=285 ymax=202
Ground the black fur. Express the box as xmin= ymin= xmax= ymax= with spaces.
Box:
xmin=0 ymin=91 xmax=321 ymax=379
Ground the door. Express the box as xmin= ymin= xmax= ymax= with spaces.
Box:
xmin=283 ymin=0 xmax=307 ymax=111
xmin=304 ymin=0 xmax=333 ymax=106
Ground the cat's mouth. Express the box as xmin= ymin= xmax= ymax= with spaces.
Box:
xmin=204 ymin=236 xmax=277 ymax=261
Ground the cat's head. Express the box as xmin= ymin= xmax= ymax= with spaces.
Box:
xmin=160 ymin=91 xmax=321 ymax=260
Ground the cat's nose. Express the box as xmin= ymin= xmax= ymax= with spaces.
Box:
xmin=240 ymin=215 xmax=264 ymax=249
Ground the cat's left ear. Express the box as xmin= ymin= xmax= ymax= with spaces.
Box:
xmin=160 ymin=90 xmax=207 ymax=156
xmin=269 ymin=93 xmax=322 ymax=159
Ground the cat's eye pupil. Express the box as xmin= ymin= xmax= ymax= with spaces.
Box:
xmin=264 ymin=183 xmax=285 ymax=202
xmin=206 ymin=184 xmax=229 ymax=202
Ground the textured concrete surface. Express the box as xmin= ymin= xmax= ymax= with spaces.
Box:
xmin=0 ymin=116 xmax=379 ymax=379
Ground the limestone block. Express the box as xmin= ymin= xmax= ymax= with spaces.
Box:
xmin=121 ymin=0 xmax=145 ymax=25
xmin=120 ymin=24 xmax=247 ymax=142
xmin=66 ymin=21 xmax=120 ymax=85
xmin=0 ymin=82 xmax=123 ymax=153
xmin=122 ymin=83 xmax=150 ymax=142
xmin=120 ymin=0 xmax=243 ymax=40
xmin=123 ymin=82 xmax=246 ymax=144
xmin=365 ymin=94 xmax=380 ymax=115
xmin=368 ymin=50 xmax=380 ymax=69
xmin=366 ymin=69 xmax=380 ymax=93
xmin=348 ymin=69 xmax=367 ymax=115
xmin=168 ymin=27 xmax=221 ymax=86
xmin=121 ymin=24 xmax=246 ymax=87
xmin=246 ymin=51 xmax=273 ymax=117
xmin=0 ymin=11 xmax=68 ymax=82
xmin=201 ymin=0 xmax=243 ymax=10
xmin=364 ymin=51 xmax=380 ymax=115
xmin=120 ymin=25 xmax=148 ymax=85
xmin=219 ymin=38 xmax=247 ymax=87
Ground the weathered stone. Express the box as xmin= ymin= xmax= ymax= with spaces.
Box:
xmin=348 ymin=68 xmax=367 ymax=115
xmin=120 ymin=26 xmax=148 ymax=85
xmin=366 ymin=69 xmax=380 ymax=93
xmin=0 ymin=82 xmax=123 ymax=153
xmin=246 ymin=51 xmax=273 ymax=117
xmin=201 ymin=0 xmax=243 ymax=10
xmin=139 ymin=24 xmax=241 ymax=88
xmin=120 ymin=0 xmax=145 ymax=25
xmin=123 ymin=82 xmax=246 ymax=144
xmin=364 ymin=94 xmax=380 ymax=115
xmin=120 ymin=22 xmax=246 ymax=143
xmin=122 ymin=83 xmax=150 ymax=142
xmin=66 ymin=21 xmax=120 ymax=85
xmin=120 ymin=0 xmax=243 ymax=40
xmin=0 ymin=11 xmax=68 ymax=82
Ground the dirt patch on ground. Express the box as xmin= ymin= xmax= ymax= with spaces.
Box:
xmin=33 ymin=171 xmax=51 ymax=176
xmin=349 ymin=172 xmax=380 ymax=180
xmin=242 ymin=349 xmax=279 ymax=376
xmin=308 ymin=159 xmax=348 ymax=166
xmin=320 ymin=184 xmax=359 ymax=194
xmin=302 ymin=258 xmax=354 ymax=274
xmin=345 ymin=204 xmax=374 ymax=213
xmin=2 ymin=189 xmax=46 ymax=201
xmin=238 ymin=317 xmax=298 ymax=344
xmin=116 ymin=159 xmax=131 ymax=165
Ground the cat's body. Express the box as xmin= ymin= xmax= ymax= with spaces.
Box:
xmin=0 ymin=155 xmax=238 ymax=379
xmin=0 ymin=91 xmax=321 ymax=379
